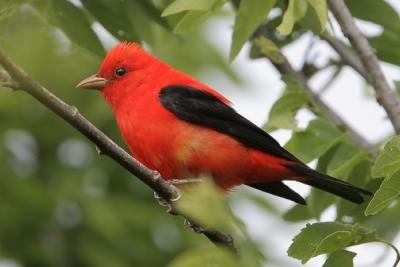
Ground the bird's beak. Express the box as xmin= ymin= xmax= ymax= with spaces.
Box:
xmin=76 ymin=74 xmax=108 ymax=90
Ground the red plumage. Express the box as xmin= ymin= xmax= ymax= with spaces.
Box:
xmin=77 ymin=42 xmax=370 ymax=204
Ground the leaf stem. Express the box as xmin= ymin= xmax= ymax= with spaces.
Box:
xmin=377 ymin=239 xmax=400 ymax=267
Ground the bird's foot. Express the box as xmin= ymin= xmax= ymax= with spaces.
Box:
xmin=153 ymin=178 xmax=203 ymax=214
xmin=153 ymin=191 xmax=169 ymax=207
xmin=184 ymin=219 xmax=207 ymax=233
xmin=153 ymin=190 xmax=180 ymax=215
xmin=153 ymin=180 xmax=184 ymax=215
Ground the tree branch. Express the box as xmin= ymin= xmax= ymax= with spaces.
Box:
xmin=328 ymin=0 xmax=400 ymax=133
xmin=0 ymin=47 xmax=235 ymax=251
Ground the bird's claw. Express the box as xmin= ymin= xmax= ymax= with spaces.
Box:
xmin=153 ymin=180 xmax=183 ymax=215
xmin=153 ymin=191 xmax=179 ymax=215
xmin=153 ymin=191 xmax=169 ymax=207
xmin=154 ymin=178 xmax=204 ymax=214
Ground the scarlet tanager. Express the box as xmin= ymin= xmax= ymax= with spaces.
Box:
xmin=77 ymin=42 xmax=371 ymax=205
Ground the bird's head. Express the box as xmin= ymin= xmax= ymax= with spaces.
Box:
xmin=76 ymin=42 xmax=154 ymax=92
xmin=76 ymin=42 xmax=165 ymax=108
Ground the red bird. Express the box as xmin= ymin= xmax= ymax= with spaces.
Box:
xmin=77 ymin=42 xmax=370 ymax=205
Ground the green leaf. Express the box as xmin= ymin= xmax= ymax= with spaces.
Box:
xmin=283 ymin=149 xmax=336 ymax=221
xmin=162 ymin=0 xmax=216 ymax=17
xmin=240 ymin=189 xmax=278 ymax=214
xmin=277 ymin=0 xmax=308 ymax=35
xmin=369 ymin=32 xmax=400 ymax=66
xmin=283 ymin=204 xmax=313 ymax=222
xmin=285 ymin=118 xmax=345 ymax=163
xmin=175 ymin=179 xmax=235 ymax=230
xmin=298 ymin=4 xmax=326 ymax=34
xmin=174 ymin=182 xmax=264 ymax=267
xmin=50 ymin=0 xmax=105 ymax=57
xmin=336 ymin=160 xmax=372 ymax=219
xmin=288 ymin=222 xmax=378 ymax=263
xmin=365 ymin=170 xmax=400 ymax=215
xmin=371 ymin=136 xmax=400 ymax=178
xmin=229 ymin=0 xmax=276 ymax=60
xmin=81 ymin=0 xmax=140 ymax=42
xmin=347 ymin=0 xmax=400 ymax=66
xmin=254 ymin=36 xmax=284 ymax=63
xmin=323 ymin=250 xmax=356 ymax=267
xmin=136 ymin=0 xmax=171 ymax=30
xmin=307 ymin=0 xmax=327 ymax=32
xmin=169 ymin=0 xmax=225 ymax=33
xmin=265 ymin=76 xmax=308 ymax=131
xmin=307 ymin=142 xmax=368 ymax=220
xmin=148 ymin=24 xmax=238 ymax=82
xmin=283 ymin=145 xmax=337 ymax=221
xmin=0 ymin=2 xmax=17 ymax=22
xmin=167 ymin=246 xmax=240 ymax=267
xmin=0 ymin=1 xmax=20 ymax=35
xmin=346 ymin=0 xmax=400 ymax=34
xmin=173 ymin=10 xmax=212 ymax=33
xmin=308 ymin=142 xmax=370 ymax=219
xmin=326 ymin=142 xmax=369 ymax=178
xmin=308 ymin=188 xmax=335 ymax=220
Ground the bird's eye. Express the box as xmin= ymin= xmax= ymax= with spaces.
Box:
xmin=115 ymin=67 xmax=126 ymax=77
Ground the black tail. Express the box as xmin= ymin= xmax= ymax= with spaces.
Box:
xmin=286 ymin=163 xmax=372 ymax=204
xmin=247 ymin=181 xmax=306 ymax=205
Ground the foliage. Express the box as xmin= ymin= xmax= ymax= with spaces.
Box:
xmin=288 ymin=222 xmax=378 ymax=264
xmin=264 ymin=75 xmax=308 ymax=131
xmin=365 ymin=136 xmax=400 ymax=215
xmin=174 ymin=181 xmax=264 ymax=267
xmin=230 ymin=0 xmax=276 ymax=60
xmin=322 ymin=250 xmax=356 ymax=267
xmin=1 ymin=0 xmax=400 ymax=267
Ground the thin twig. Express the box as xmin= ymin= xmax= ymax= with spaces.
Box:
xmin=318 ymin=66 xmax=343 ymax=95
xmin=302 ymin=37 xmax=317 ymax=69
xmin=377 ymin=239 xmax=400 ymax=267
xmin=321 ymin=33 xmax=367 ymax=80
xmin=0 ymin=47 xmax=235 ymax=251
xmin=0 ymin=69 xmax=18 ymax=89
xmin=328 ymin=0 xmax=400 ymax=133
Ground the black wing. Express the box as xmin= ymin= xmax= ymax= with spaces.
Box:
xmin=159 ymin=85 xmax=299 ymax=162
